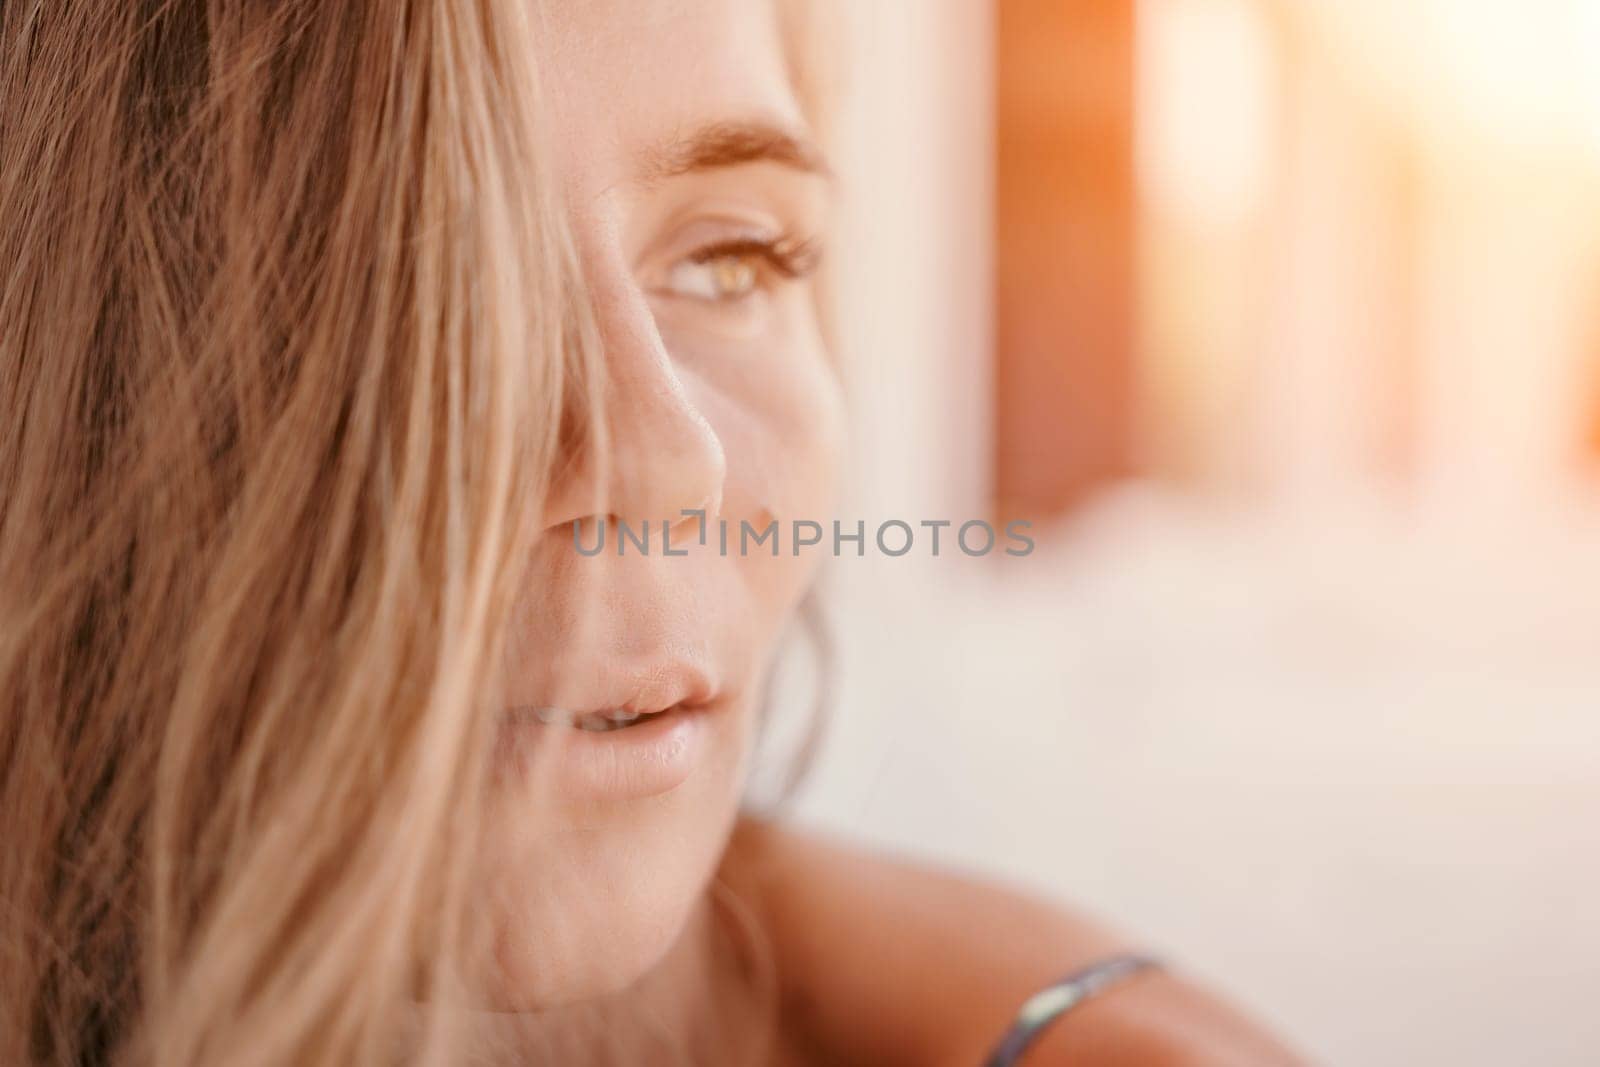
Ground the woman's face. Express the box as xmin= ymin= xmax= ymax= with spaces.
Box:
xmin=483 ymin=0 xmax=842 ymax=1006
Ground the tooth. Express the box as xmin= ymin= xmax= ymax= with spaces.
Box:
xmin=577 ymin=714 xmax=611 ymax=732
xmin=534 ymin=707 xmax=573 ymax=726
xmin=605 ymin=709 xmax=642 ymax=723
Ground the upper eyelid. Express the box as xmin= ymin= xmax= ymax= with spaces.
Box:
xmin=687 ymin=236 xmax=781 ymax=260
xmin=644 ymin=195 xmax=816 ymax=251
xmin=627 ymin=161 xmax=833 ymax=265
xmin=642 ymin=216 xmax=823 ymax=276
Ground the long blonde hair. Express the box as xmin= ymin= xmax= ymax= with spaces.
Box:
xmin=0 ymin=2 xmax=597 ymax=1062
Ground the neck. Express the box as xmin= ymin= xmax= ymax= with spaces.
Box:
xmin=444 ymin=890 xmax=775 ymax=1065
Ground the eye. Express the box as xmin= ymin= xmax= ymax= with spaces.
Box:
xmin=663 ymin=250 xmax=761 ymax=302
xmin=657 ymin=236 xmax=820 ymax=304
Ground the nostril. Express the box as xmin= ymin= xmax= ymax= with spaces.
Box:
xmin=664 ymin=498 xmax=719 ymax=546
xmin=543 ymin=274 xmax=729 ymax=531
xmin=683 ymin=488 xmax=723 ymax=526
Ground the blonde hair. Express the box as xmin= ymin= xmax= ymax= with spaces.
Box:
xmin=0 ymin=2 xmax=599 ymax=1062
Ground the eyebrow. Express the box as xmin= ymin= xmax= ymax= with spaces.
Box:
xmin=637 ymin=120 xmax=831 ymax=184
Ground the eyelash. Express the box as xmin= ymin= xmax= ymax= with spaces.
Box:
xmin=686 ymin=234 xmax=822 ymax=284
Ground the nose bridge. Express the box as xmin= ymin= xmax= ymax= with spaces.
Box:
xmin=546 ymin=251 xmax=727 ymax=530
xmin=603 ymin=310 xmax=727 ymax=521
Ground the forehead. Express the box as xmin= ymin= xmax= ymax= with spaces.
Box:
xmin=534 ymin=0 xmax=803 ymax=179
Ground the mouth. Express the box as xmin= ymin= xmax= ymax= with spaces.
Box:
xmin=497 ymin=665 xmax=720 ymax=798
xmin=508 ymin=704 xmax=683 ymax=733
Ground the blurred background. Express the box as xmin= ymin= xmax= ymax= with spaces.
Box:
xmin=765 ymin=2 xmax=1600 ymax=1064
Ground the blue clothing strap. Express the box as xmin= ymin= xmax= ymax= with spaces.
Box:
xmin=981 ymin=954 xmax=1162 ymax=1067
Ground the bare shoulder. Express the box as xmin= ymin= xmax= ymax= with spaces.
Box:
xmin=723 ymin=819 xmax=1308 ymax=1067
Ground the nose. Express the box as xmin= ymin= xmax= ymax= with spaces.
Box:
xmin=542 ymin=254 xmax=727 ymax=533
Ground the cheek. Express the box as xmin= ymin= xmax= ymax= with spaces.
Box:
xmin=780 ymin=347 xmax=847 ymax=517
xmin=692 ymin=330 xmax=846 ymax=525
xmin=691 ymin=336 xmax=844 ymax=617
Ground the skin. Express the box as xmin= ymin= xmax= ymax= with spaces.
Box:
xmin=725 ymin=822 xmax=1308 ymax=1066
xmin=477 ymin=1 xmax=1307 ymax=1063
xmin=484 ymin=0 xmax=843 ymax=1012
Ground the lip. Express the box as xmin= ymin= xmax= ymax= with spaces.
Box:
xmin=497 ymin=664 xmax=719 ymax=799
xmin=503 ymin=702 xmax=714 ymax=798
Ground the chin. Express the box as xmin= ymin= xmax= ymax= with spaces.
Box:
xmin=481 ymin=756 xmax=747 ymax=1010
xmin=491 ymin=875 xmax=695 ymax=1009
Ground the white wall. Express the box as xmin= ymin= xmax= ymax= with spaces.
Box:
xmin=828 ymin=0 xmax=994 ymax=527
xmin=791 ymin=4 xmax=1600 ymax=1065
xmin=798 ymin=492 xmax=1600 ymax=1067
